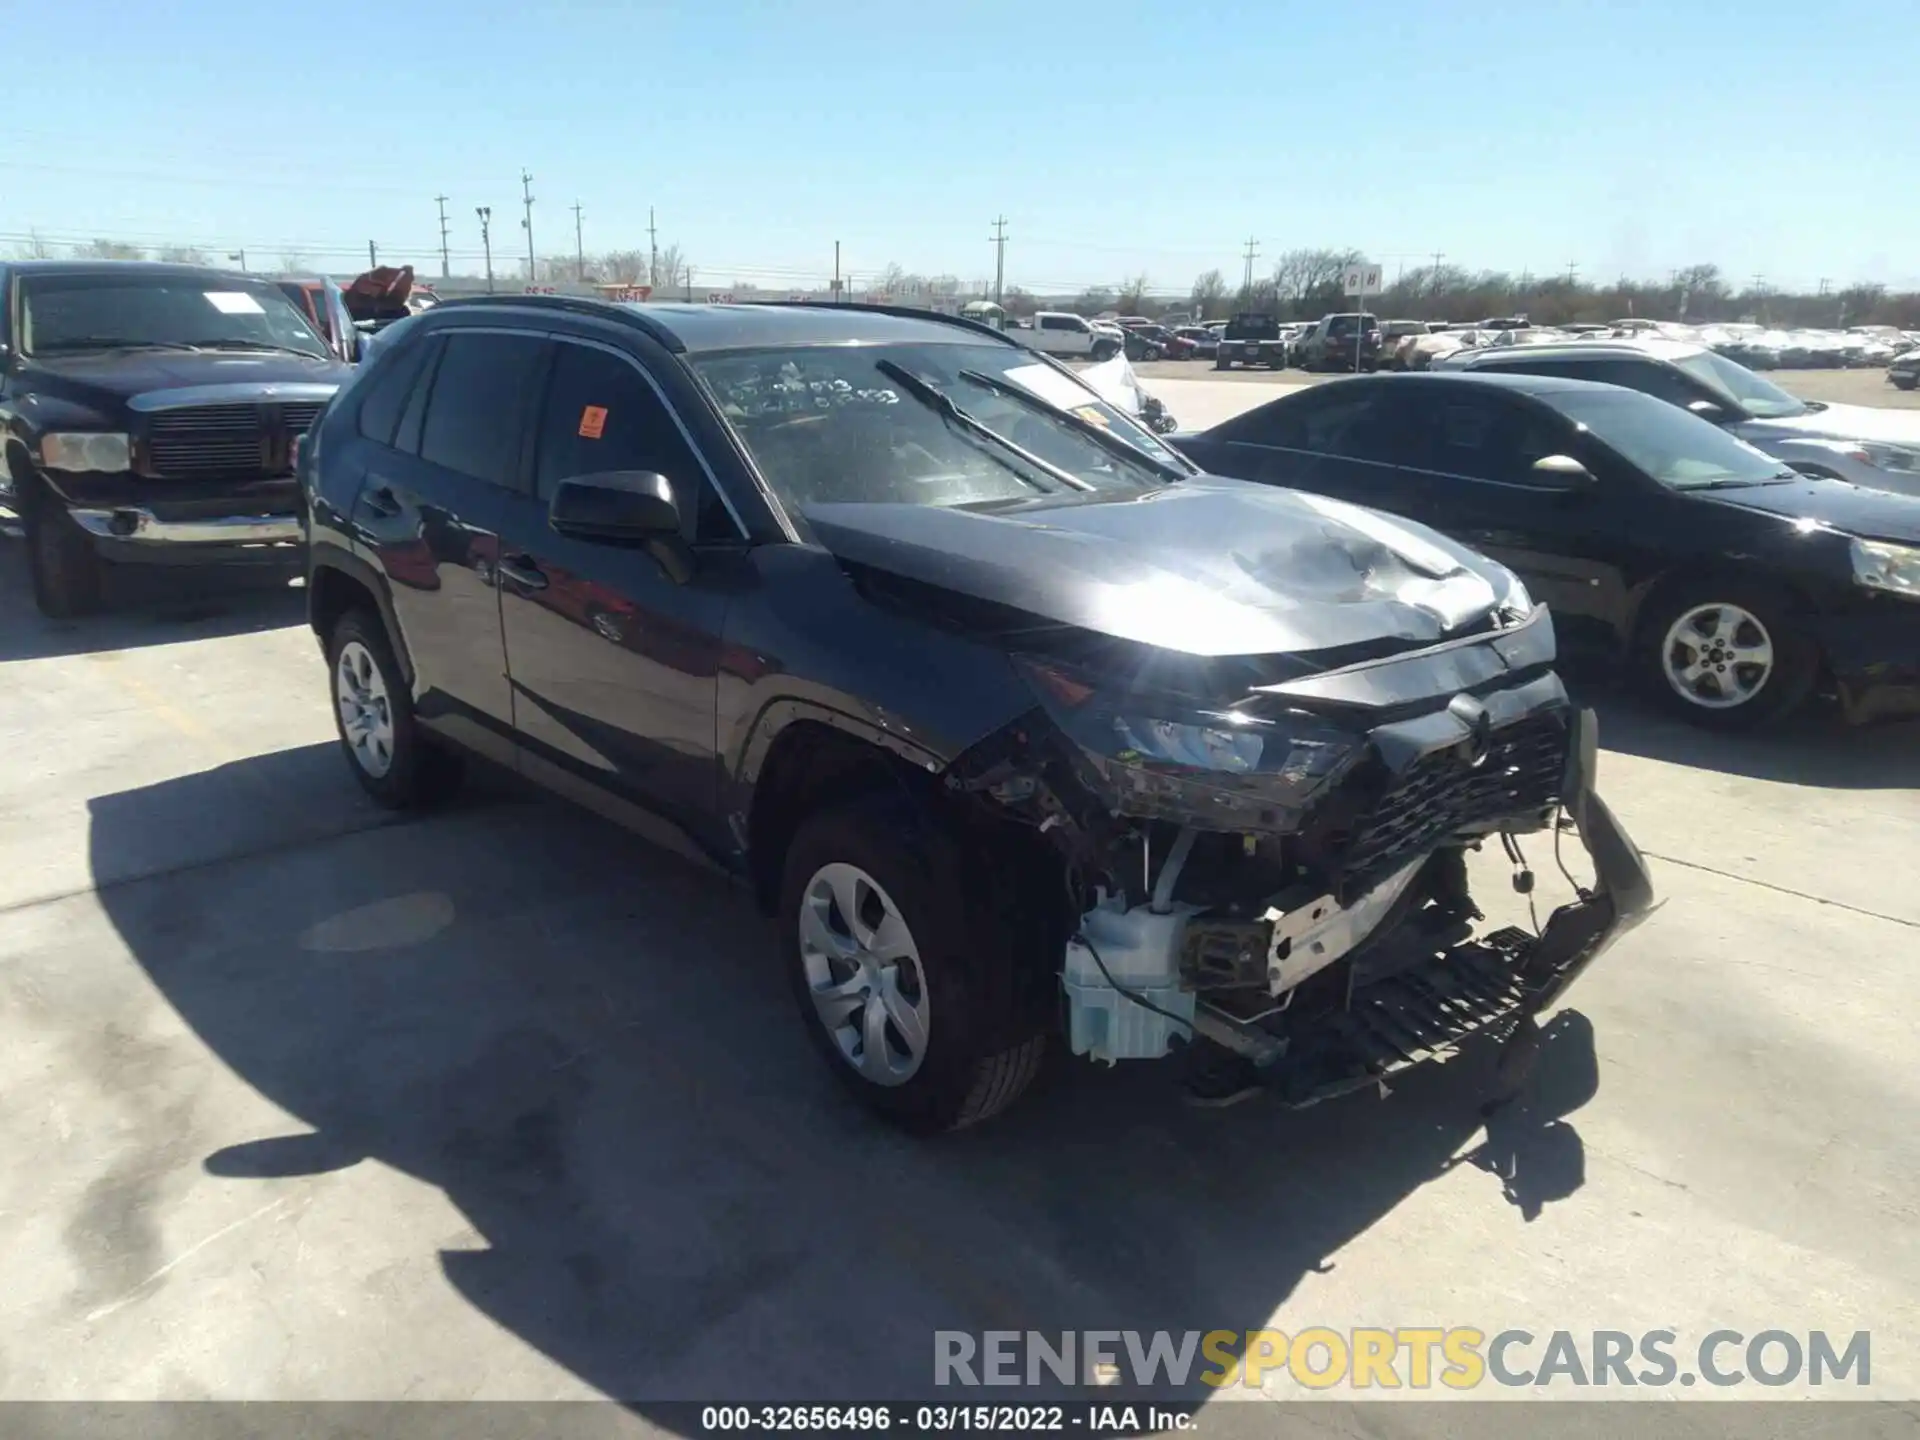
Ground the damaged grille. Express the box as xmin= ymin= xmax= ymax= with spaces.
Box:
xmin=1338 ymin=713 xmax=1566 ymax=896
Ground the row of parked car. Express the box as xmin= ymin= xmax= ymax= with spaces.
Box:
xmin=0 ymin=258 xmax=1655 ymax=1134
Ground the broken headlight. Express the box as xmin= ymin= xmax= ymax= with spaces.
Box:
xmin=1017 ymin=658 xmax=1361 ymax=831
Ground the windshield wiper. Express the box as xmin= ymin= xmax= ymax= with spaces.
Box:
xmin=955 ymin=367 xmax=1189 ymax=483
xmin=194 ymin=339 xmax=328 ymax=357
xmin=874 ymin=360 xmax=1093 ymax=493
xmin=34 ymin=338 xmax=203 ymax=353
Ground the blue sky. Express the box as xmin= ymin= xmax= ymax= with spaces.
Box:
xmin=3 ymin=0 xmax=1913 ymax=294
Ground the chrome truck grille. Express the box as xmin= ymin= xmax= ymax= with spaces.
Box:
xmin=143 ymin=402 xmax=326 ymax=480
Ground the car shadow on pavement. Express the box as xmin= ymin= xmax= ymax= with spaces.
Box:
xmin=1579 ymin=682 xmax=1920 ymax=791
xmin=81 ymin=744 xmax=1599 ymax=1416
xmin=0 ymin=542 xmax=305 ymax=663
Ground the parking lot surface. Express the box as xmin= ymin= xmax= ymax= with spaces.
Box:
xmin=2 ymin=379 xmax=1918 ymax=1428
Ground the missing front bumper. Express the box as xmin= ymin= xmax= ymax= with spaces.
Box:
xmin=1241 ymin=708 xmax=1655 ymax=1108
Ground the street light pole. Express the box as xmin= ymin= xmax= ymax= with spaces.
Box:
xmin=476 ymin=207 xmax=494 ymax=293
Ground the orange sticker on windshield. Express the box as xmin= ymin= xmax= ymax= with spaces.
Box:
xmin=578 ymin=405 xmax=608 ymax=439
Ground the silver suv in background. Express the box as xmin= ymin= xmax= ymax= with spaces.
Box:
xmin=1437 ymin=338 xmax=1920 ymax=498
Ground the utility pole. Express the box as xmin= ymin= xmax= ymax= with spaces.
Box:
xmin=572 ymin=201 xmax=585 ymax=283
xmin=435 ymin=195 xmax=451 ymax=279
xmin=1750 ymin=272 xmax=1766 ymax=293
xmin=520 ymin=170 xmax=536 ymax=282
xmin=685 ymin=265 xmax=694 ymax=304
xmin=648 ymin=207 xmax=659 ymax=290
xmin=1564 ymin=260 xmax=1579 ymax=286
xmin=1816 ymin=277 xmax=1831 ymax=296
xmin=1428 ymin=250 xmax=1445 ymax=294
xmin=833 ymin=240 xmax=842 ymax=303
xmin=227 ymin=249 xmax=247 ymax=272
xmin=989 ymin=216 xmax=1009 ymax=307
xmin=368 ymin=240 xmax=379 ymax=269
xmin=1241 ymin=236 xmax=1260 ymax=296
xmin=476 ymin=207 xmax=494 ymax=293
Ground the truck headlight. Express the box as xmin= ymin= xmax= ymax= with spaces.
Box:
xmin=41 ymin=432 xmax=131 ymax=473
xmin=1857 ymin=443 xmax=1920 ymax=474
xmin=1851 ymin=538 xmax=1920 ymax=599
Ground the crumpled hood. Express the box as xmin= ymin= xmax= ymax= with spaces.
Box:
xmin=804 ymin=478 xmax=1527 ymax=659
xmin=1742 ymin=403 xmax=1920 ymax=448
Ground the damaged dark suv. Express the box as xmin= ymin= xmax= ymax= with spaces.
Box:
xmin=301 ymin=298 xmax=1653 ymax=1132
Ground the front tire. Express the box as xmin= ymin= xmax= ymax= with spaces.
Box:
xmin=1894 ymin=374 xmax=1917 ymax=391
xmin=780 ymin=797 xmax=1050 ymax=1133
xmin=326 ymin=608 xmax=464 ymax=807
xmin=1092 ymin=341 xmax=1118 ymax=362
xmin=25 ymin=496 xmax=103 ymax=619
xmin=1636 ymin=580 xmax=1818 ymax=728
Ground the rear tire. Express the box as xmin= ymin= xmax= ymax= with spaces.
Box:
xmin=780 ymin=796 xmax=1051 ymax=1133
xmin=1894 ymin=375 xmax=1917 ymax=391
xmin=1092 ymin=341 xmax=1118 ymax=362
xmin=25 ymin=492 xmax=103 ymax=619
xmin=1635 ymin=579 xmax=1819 ymax=729
xmin=326 ymin=608 xmax=465 ymax=807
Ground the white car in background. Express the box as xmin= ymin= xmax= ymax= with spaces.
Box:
xmin=1438 ymin=337 xmax=1920 ymax=498
xmin=1023 ymin=311 xmax=1122 ymax=361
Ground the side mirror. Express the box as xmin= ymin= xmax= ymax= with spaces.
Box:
xmin=1687 ymin=399 xmax=1727 ymax=423
xmin=1530 ymin=454 xmax=1596 ymax=488
xmin=549 ymin=470 xmax=692 ymax=581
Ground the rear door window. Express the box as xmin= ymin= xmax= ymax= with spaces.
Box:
xmin=355 ymin=332 xmax=433 ymax=448
xmin=416 ymin=331 xmax=547 ymax=487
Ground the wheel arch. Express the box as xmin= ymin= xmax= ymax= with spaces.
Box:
xmin=308 ymin=548 xmax=415 ymax=689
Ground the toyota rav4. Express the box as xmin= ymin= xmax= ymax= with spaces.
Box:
xmin=300 ymin=298 xmax=1653 ymax=1132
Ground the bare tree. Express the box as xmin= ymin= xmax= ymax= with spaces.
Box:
xmin=875 ymin=262 xmax=908 ymax=296
xmin=598 ymin=249 xmax=650 ymax=283
xmin=9 ymin=231 xmax=58 ymax=259
xmin=1190 ymin=267 xmax=1227 ymax=318
xmin=278 ymin=250 xmax=309 ymax=273
xmin=654 ymin=243 xmax=689 ymax=292
xmin=157 ymin=244 xmax=210 ymax=264
xmin=1271 ymin=247 xmax=1361 ymax=307
xmin=76 ymin=238 xmax=146 ymax=261
xmin=1117 ymin=272 xmax=1151 ymax=313
xmin=1072 ymin=286 xmax=1114 ymax=316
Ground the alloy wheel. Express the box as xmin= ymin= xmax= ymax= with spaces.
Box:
xmin=335 ymin=640 xmax=397 ymax=777
xmin=798 ymin=862 xmax=931 ymax=1086
xmin=1661 ymin=602 xmax=1775 ymax=710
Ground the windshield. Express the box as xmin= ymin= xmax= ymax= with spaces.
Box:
xmin=1672 ymin=349 xmax=1808 ymax=420
xmin=692 ymin=342 xmax=1181 ymax=512
xmin=1543 ymin=389 xmax=1796 ymax=490
xmin=20 ymin=273 xmax=331 ymax=359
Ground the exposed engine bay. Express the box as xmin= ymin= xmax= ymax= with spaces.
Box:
xmin=946 ymin=618 xmax=1655 ymax=1105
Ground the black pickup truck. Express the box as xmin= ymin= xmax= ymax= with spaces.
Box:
xmin=0 ymin=261 xmax=354 ymax=616
xmin=1213 ymin=311 xmax=1289 ymax=370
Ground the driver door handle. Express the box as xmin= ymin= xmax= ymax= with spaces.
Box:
xmin=496 ymin=555 xmax=548 ymax=591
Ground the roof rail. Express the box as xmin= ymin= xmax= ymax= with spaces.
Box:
xmin=430 ymin=292 xmax=686 ymax=352
xmin=741 ymin=299 xmax=1022 ymax=346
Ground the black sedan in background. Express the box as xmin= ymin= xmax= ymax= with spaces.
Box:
xmin=1173 ymin=373 xmax=1920 ymax=727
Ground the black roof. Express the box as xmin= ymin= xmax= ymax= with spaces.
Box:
xmin=2 ymin=259 xmax=280 ymax=284
xmin=431 ymin=296 xmax=1015 ymax=354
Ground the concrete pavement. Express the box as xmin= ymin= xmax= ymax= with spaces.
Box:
xmin=1 ymin=474 xmax=1917 ymax=1429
